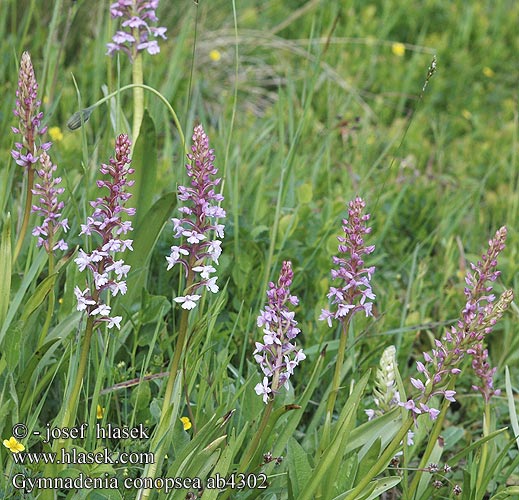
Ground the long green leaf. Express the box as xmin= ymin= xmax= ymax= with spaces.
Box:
xmin=20 ymin=272 xmax=57 ymax=321
xmin=505 ymin=366 xmax=519 ymax=450
xmin=17 ymin=337 xmax=62 ymax=399
xmin=202 ymin=427 xmax=249 ymax=500
xmin=130 ymin=110 xmax=157 ymax=227
xmin=121 ymin=191 xmax=177 ymax=308
xmin=272 ymin=348 xmax=326 ymax=457
xmin=287 ymin=437 xmax=313 ymax=499
xmin=300 ymin=372 xmax=370 ymax=500
xmin=334 ymin=477 xmax=401 ymax=500
xmin=490 ymin=487 xmax=519 ymax=499
xmin=415 ymin=433 xmax=444 ymax=500
xmin=345 ymin=408 xmax=401 ymax=454
xmin=0 ymin=248 xmax=46 ymax=344
xmin=0 ymin=213 xmax=12 ymax=327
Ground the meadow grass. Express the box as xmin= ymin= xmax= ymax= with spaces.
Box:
xmin=0 ymin=0 xmax=518 ymax=499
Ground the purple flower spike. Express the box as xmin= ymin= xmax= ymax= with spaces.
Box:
xmin=11 ymin=52 xmax=50 ymax=170
xmin=74 ymin=135 xmax=135 ymax=330
xmin=254 ymin=261 xmax=305 ymax=404
xmin=166 ymin=124 xmax=225 ymax=309
xmin=31 ymin=151 xmax=69 ymax=253
xmin=319 ymin=197 xmax=376 ymax=327
xmin=471 ymin=344 xmax=501 ymax=403
xmin=405 ymin=227 xmax=513 ymax=420
xmin=107 ymin=0 xmax=167 ymax=59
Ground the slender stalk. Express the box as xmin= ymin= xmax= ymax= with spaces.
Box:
xmin=326 ymin=319 xmax=349 ymax=418
xmin=67 ymin=84 xmax=186 ymax=155
xmin=13 ymin=167 xmax=34 ymax=264
xmin=137 ymin=268 xmax=195 ymax=500
xmin=163 ymin=262 xmax=195 ymax=409
xmin=131 ymin=52 xmax=144 ymax=146
xmin=476 ymin=402 xmax=491 ymax=493
xmin=37 ymin=242 xmax=55 ymax=348
xmin=54 ymin=314 xmax=95 ymax=448
xmin=318 ymin=319 xmax=349 ymax=458
xmin=407 ymin=377 xmax=457 ymax=497
xmin=239 ymin=402 xmax=274 ymax=472
xmin=163 ymin=305 xmax=190 ymax=409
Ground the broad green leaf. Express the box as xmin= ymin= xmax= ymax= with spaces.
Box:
xmin=130 ymin=380 xmax=151 ymax=411
xmin=0 ymin=213 xmax=11 ymax=326
xmin=300 ymin=372 xmax=370 ymax=500
xmin=140 ymin=289 xmax=171 ymax=324
xmin=130 ymin=110 xmax=157 ymax=227
xmin=490 ymin=487 xmax=519 ymax=500
xmin=0 ymin=249 xmax=46 ymax=344
xmin=505 ymin=366 xmax=519 ymax=450
xmin=357 ymin=438 xmax=382 ymax=484
xmin=121 ymin=191 xmax=177 ymax=308
xmin=334 ymin=477 xmax=401 ymax=500
xmin=17 ymin=337 xmax=62 ymax=398
xmin=20 ymin=272 xmax=57 ymax=321
xmin=345 ymin=408 xmax=400 ymax=454
xmin=203 ymin=427 xmax=249 ymax=500
xmin=296 ymin=182 xmax=313 ymax=204
xmin=287 ymin=437 xmax=313 ymax=499
xmin=4 ymin=321 xmax=22 ymax=370
xmin=415 ymin=435 xmax=443 ymax=500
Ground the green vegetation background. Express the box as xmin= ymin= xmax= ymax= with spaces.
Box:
xmin=0 ymin=0 xmax=518 ymax=496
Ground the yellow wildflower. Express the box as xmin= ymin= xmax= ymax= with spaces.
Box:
xmin=461 ymin=109 xmax=472 ymax=120
xmin=3 ymin=437 xmax=25 ymax=453
xmin=391 ymin=42 xmax=406 ymax=57
xmin=482 ymin=66 xmax=494 ymax=78
xmin=96 ymin=404 xmax=104 ymax=419
xmin=49 ymin=126 xmax=64 ymax=142
xmin=209 ymin=49 xmax=221 ymax=62
xmin=180 ymin=416 xmax=192 ymax=431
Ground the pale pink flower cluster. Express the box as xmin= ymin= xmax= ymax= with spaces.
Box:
xmin=107 ymin=0 xmax=167 ymax=58
xmin=166 ymin=125 xmax=225 ymax=310
xmin=319 ymin=197 xmax=376 ymax=327
xmin=31 ymin=152 xmax=69 ymax=253
xmin=74 ymin=134 xmax=135 ymax=330
xmin=254 ymin=261 xmax=305 ymax=403
xmin=404 ymin=227 xmax=513 ymax=419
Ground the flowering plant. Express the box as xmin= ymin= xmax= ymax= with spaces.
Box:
xmin=166 ymin=124 xmax=225 ymax=309
xmin=74 ymin=134 xmax=135 ymax=330
xmin=403 ymin=227 xmax=513 ymax=419
xmin=254 ymin=261 xmax=305 ymax=403
xmin=107 ymin=0 xmax=167 ymax=58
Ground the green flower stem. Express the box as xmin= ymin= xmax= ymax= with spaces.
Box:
xmin=237 ymin=342 xmax=284 ymax=475
xmin=240 ymin=401 xmax=274 ymax=473
xmin=476 ymin=402 xmax=491 ymax=493
xmin=68 ymin=84 xmax=187 ymax=156
xmin=54 ymin=313 xmax=95 ymax=449
xmin=320 ymin=319 xmax=350 ymax=453
xmin=132 ymin=52 xmax=144 ymax=146
xmin=326 ymin=319 xmax=349 ymax=417
xmin=13 ymin=167 xmax=35 ymax=264
xmin=163 ymin=264 xmax=195 ymax=410
xmin=137 ymin=268 xmax=195 ymax=500
xmin=163 ymin=304 xmax=190 ymax=409
xmin=407 ymin=376 xmax=457 ymax=498
xmin=37 ymin=245 xmax=55 ymax=348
